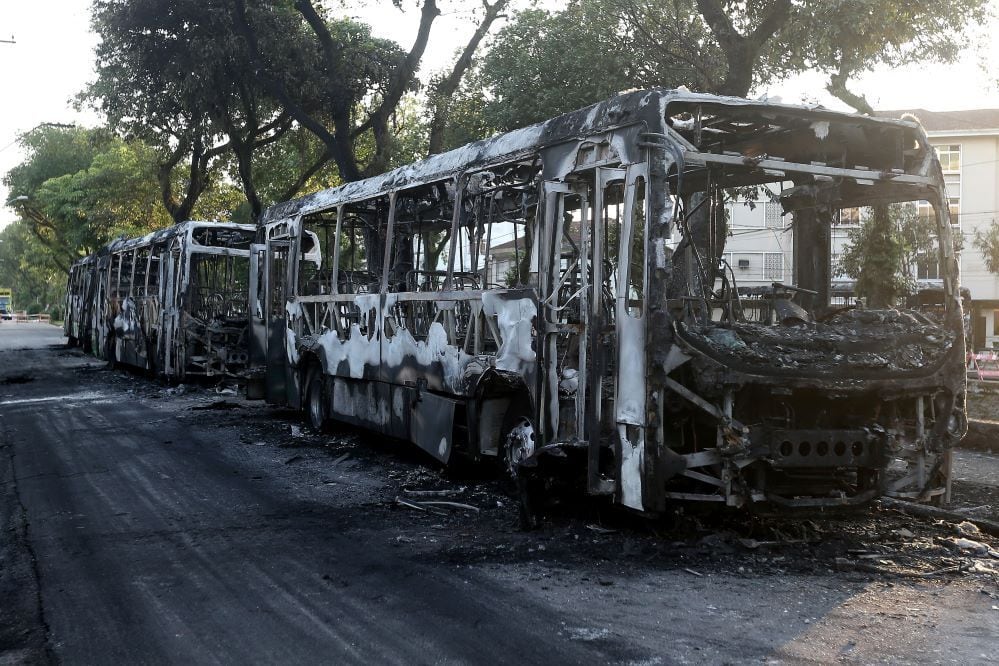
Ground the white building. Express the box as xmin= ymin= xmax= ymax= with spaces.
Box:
xmin=878 ymin=109 xmax=999 ymax=349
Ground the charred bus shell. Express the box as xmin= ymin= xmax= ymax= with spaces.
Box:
xmin=251 ymin=89 xmax=965 ymax=513
xmin=66 ymin=221 xmax=256 ymax=380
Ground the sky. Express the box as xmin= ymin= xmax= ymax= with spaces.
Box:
xmin=2 ymin=0 xmax=999 ymax=228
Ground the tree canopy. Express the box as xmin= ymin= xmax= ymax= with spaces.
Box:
xmin=2 ymin=125 xmax=227 ymax=275
xmin=453 ymin=0 xmax=991 ymax=136
xmin=4 ymin=0 xmax=995 ymax=316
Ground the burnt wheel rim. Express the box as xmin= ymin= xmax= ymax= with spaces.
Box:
xmin=504 ymin=417 xmax=536 ymax=478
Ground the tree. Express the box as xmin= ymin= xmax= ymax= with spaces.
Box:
xmin=973 ymin=221 xmax=999 ymax=275
xmin=426 ymin=0 xmax=509 ymax=155
xmin=230 ymin=0 xmax=435 ymax=183
xmin=465 ymin=2 xmax=637 ymax=133
xmin=0 ymin=223 xmax=65 ymax=312
xmin=837 ymin=204 xmax=960 ymax=307
xmin=86 ymin=0 xmax=312 ymax=221
xmin=466 ymin=0 xmax=992 ymax=135
xmin=4 ymin=125 xmax=174 ymax=275
xmin=837 ymin=205 xmax=912 ymax=307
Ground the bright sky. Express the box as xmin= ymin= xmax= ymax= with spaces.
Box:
xmin=2 ymin=0 xmax=999 ymax=228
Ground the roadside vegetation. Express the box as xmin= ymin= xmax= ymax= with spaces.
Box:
xmin=2 ymin=0 xmax=995 ymax=313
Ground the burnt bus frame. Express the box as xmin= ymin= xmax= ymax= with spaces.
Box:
xmin=252 ymin=89 xmax=965 ymax=512
xmin=65 ymin=221 xmax=256 ymax=380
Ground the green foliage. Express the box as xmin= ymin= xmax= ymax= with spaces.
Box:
xmin=4 ymin=125 xmax=173 ymax=281
xmin=470 ymin=2 xmax=640 ymax=133
xmin=0 ymin=222 xmax=65 ymax=311
xmin=5 ymin=126 xmax=112 ymax=200
xmin=836 ymin=204 xmax=955 ymax=307
xmin=85 ymin=0 xmax=419 ymax=215
xmin=35 ymin=139 xmax=172 ymax=246
xmin=845 ymin=205 xmax=913 ymax=307
xmin=973 ymin=222 xmax=999 ymax=275
xmin=462 ymin=0 xmax=992 ymax=135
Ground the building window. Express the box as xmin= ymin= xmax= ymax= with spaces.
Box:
xmin=764 ymin=252 xmax=783 ymax=281
xmin=837 ymin=207 xmax=861 ymax=226
xmin=764 ymin=202 xmax=783 ymax=229
xmin=917 ymin=254 xmax=940 ymax=280
xmin=926 ymin=144 xmax=961 ymax=226
xmin=935 ymin=144 xmax=961 ymax=172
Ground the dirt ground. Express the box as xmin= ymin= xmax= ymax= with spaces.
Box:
xmin=967 ymin=381 xmax=999 ymax=421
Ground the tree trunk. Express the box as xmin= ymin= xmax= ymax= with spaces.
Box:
xmin=695 ymin=0 xmax=791 ymax=97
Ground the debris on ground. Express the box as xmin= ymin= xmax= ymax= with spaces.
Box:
xmin=956 ymin=521 xmax=982 ymax=538
xmin=395 ymin=496 xmax=446 ymax=515
xmin=941 ymin=537 xmax=994 ymax=557
xmin=191 ymin=400 xmax=241 ymax=411
xmin=403 ymin=488 xmax=466 ymax=498
xmin=418 ymin=501 xmax=480 ymax=513
xmin=586 ymin=525 xmax=616 ymax=535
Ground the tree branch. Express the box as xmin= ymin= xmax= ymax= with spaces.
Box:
xmin=279 ymin=149 xmax=333 ymax=201
xmin=232 ymin=0 xmax=358 ymax=181
xmin=826 ymin=59 xmax=874 ymax=115
xmin=157 ymin=138 xmax=190 ymax=221
xmin=695 ymin=0 xmax=791 ymax=96
xmin=750 ymin=0 xmax=792 ymax=44
xmin=427 ymin=0 xmax=507 ymax=155
xmin=19 ymin=208 xmax=73 ymax=275
xmin=354 ymin=0 xmax=439 ymax=175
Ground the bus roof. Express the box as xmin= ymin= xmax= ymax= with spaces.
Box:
xmin=258 ymin=88 xmax=925 ymax=225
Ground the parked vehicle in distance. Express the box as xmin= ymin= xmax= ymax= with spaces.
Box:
xmin=251 ymin=89 xmax=966 ymax=514
xmin=65 ymin=221 xmax=256 ymax=379
xmin=0 ymin=287 xmax=12 ymax=319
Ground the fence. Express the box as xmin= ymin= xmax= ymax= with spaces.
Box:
xmin=5 ymin=312 xmax=51 ymax=323
xmin=967 ymin=351 xmax=999 ymax=381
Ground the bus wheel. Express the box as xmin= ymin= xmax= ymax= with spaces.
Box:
xmin=306 ymin=368 xmax=330 ymax=433
xmin=500 ymin=404 xmax=541 ymax=530
xmin=502 ymin=415 xmax=537 ymax=480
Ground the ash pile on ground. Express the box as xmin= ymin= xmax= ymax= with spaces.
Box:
xmin=684 ymin=308 xmax=954 ymax=373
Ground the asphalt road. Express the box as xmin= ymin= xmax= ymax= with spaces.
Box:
xmin=1 ymin=327 xmax=609 ymax=664
xmin=2 ymin=322 xmax=998 ymax=665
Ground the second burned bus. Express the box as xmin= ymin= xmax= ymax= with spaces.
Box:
xmin=251 ymin=89 xmax=966 ymax=513
xmin=65 ymin=221 xmax=256 ymax=379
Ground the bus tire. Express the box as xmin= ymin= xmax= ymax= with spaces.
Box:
xmin=306 ymin=366 xmax=330 ymax=433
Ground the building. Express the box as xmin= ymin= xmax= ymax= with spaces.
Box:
xmin=877 ymin=109 xmax=999 ymax=349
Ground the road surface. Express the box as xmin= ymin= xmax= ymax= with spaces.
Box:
xmin=1 ymin=323 xmax=997 ymax=664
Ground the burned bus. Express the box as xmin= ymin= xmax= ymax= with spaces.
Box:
xmin=253 ymin=89 xmax=965 ymax=512
xmin=66 ymin=221 xmax=256 ymax=379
